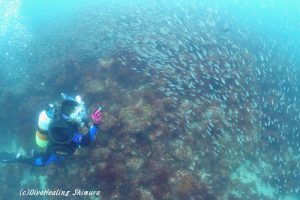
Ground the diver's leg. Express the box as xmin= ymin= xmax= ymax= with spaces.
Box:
xmin=1 ymin=146 xmax=66 ymax=167
xmin=0 ymin=152 xmax=25 ymax=163
xmin=32 ymin=148 xmax=60 ymax=166
xmin=17 ymin=154 xmax=36 ymax=165
xmin=1 ymin=149 xmax=57 ymax=167
xmin=0 ymin=152 xmax=36 ymax=165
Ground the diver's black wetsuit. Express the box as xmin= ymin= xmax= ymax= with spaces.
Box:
xmin=18 ymin=124 xmax=99 ymax=166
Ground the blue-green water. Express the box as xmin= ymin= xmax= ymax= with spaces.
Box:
xmin=1 ymin=0 xmax=300 ymax=199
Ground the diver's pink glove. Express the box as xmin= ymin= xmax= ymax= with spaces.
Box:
xmin=91 ymin=107 xmax=102 ymax=125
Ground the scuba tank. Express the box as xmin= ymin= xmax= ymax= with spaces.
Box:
xmin=35 ymin=104 xmax=55 ymax=148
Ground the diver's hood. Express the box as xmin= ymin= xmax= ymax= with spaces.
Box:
xmin=60 ymin=93 xmax=87 ymax=127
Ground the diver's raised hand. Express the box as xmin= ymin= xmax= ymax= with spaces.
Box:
xmin=91 ymin=107 xmax=102 ymax=125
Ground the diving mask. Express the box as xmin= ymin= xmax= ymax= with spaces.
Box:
xmin=61 ymin=93 xmax=87 ymax=127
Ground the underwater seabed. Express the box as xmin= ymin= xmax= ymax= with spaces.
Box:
xmin=0 ymin=54 xmax=298 ymax=199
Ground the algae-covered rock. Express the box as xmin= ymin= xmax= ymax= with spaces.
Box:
xmin=81 ymin=77 xmax=106 ymax=95
xmin=97 ymin=57 xmax=114 ymax=69
xmin=91 ymin=147 xmax=111 ymax=161
xmin=119 ymin=100 xmax=154 ymax=134
xmin=126 ymin=156 xmax=144 ymax=171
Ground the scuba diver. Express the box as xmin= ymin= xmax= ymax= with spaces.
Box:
xmin=0 ymin=93 xmax=103 ymax=167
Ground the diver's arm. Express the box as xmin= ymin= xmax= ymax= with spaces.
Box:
xmin=73 ymin=124 xmax=100 ymax=146
xmin=73 ymin=107 xmax=102 ymax=146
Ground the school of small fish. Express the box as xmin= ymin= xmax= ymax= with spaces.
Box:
xmin=89 ymin=1 xmax=299 ymax=197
